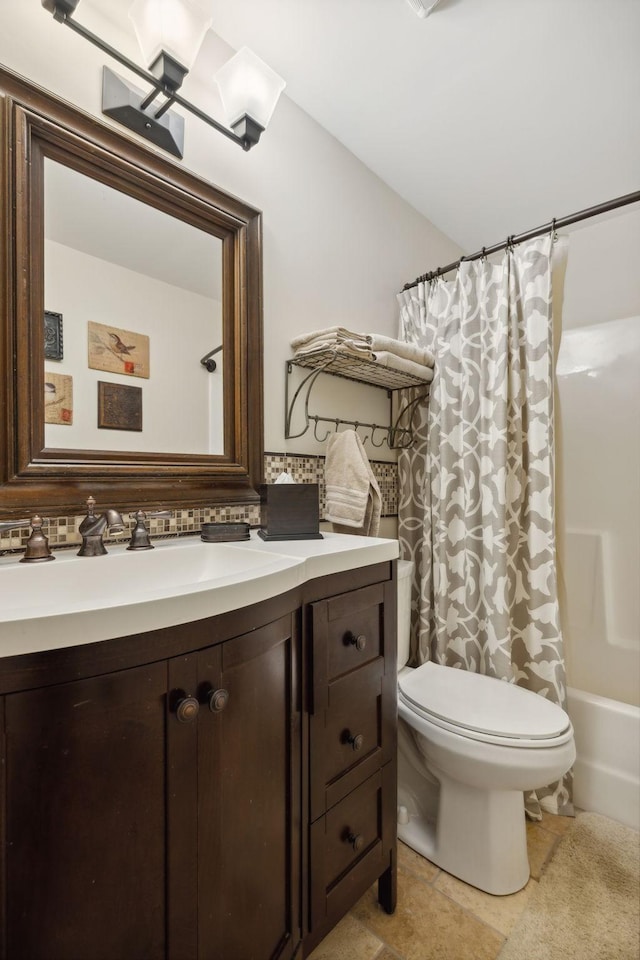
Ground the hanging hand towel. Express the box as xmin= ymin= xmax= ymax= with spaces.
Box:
xmin=324 ymin=430 xmax=381 ymax=536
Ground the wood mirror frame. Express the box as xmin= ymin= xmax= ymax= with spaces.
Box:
xmin=0 ymin=66 xmax=263 ymax=520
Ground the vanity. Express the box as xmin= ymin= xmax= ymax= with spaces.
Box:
xmin=0 ymin=533 xmax=398 ymax=959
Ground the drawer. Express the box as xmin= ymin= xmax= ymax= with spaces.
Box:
xmin=312 ymin=583 xmax=388 ymax=684
xmin=324 ymin=660 xmax=384 ymax=785
xmin=310 ymin=657 xmax=393 ymax=818
xmin=309 ymin=764 xmax=395 ymax=937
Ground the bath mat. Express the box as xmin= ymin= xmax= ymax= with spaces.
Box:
xmin=498 ymin=812 xmax=639 ymax=960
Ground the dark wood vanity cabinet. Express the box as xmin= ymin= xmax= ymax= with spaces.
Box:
xmin=1 ymin=611 xmax=300 ymax=960
xmin=0 ymin=562 xmax=396 ymax=960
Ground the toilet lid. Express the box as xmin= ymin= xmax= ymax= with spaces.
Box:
xmin=399 ymin=662 xmax=571 ymax=742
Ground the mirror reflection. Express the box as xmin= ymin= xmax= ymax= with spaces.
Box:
xmin=43 ymin=159 xmax=224 ymax=455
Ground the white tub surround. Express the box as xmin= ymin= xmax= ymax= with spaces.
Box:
xmin=568 ymin=687 xmax=640 ymax=831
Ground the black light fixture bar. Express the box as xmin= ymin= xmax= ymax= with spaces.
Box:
xmin=44 ymin=4 xmax=255 ymax=151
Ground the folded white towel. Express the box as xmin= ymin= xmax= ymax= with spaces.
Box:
xmin=368 ymin=334 xmax=434 ymax=369
xmin=293 ymin=341 xmax=373 ymax=362
xmin=371 ymin=351 xmax=434 ymax=382
xmin=324 ymin=430 xmax=381 ymax=537
xmin=290 ymin=326 xmax=367 ymax=350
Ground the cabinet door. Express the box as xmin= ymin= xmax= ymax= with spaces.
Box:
xmin=195 ymin=613 xmax=301 ymax=960
xmin=3 ymin=663 xmax=168 ymax=960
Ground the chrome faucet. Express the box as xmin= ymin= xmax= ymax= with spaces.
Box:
xmin=78 ymin=497 xmax=125 ymax=557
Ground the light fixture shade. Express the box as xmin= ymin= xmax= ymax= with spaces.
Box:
xmin=129 ymin=0 xmax=213 ymax=72
xmin=214 ymin=47 xmax=286 ymax=131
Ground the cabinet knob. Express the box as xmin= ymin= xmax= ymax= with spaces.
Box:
xmin=344 ymin=731 xmax=364 ymax=752
xmin=175 ymin=695 xmax=200 ymax=723
xmin=208 ymin=688 xmax=230 ymax=713
xmin=346 ymin=831 xmax=364 ymax=852
xmin=345 ymin=632 xmax=367 ymax=652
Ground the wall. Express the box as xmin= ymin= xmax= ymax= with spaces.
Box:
xmin=0 ymin=3 xmax=461 ymax=469
xmin=556 ymin=207 xmax=640 ymax=706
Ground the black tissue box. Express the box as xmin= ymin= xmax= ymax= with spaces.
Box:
xmin=258 ymin=483 xmax=323 ymax=541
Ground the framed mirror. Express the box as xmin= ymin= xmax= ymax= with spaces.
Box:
xmin=0 ymin=66 xmax=263 ymax=518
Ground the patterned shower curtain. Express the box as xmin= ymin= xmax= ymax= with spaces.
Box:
xmin=397 ymin=234 xmax=573 ymax=817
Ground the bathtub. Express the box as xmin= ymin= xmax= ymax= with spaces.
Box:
xmin=567 ymin=687 xmax=640 ymax=831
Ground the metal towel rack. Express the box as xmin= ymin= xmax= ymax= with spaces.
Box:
xmin=285 ymin=349 xmax=431 ymax=449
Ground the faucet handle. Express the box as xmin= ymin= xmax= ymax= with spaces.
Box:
xmin=0 ymin=516 xmax=55 ymax=563
xmin=21 ymin=515 xmax=55 ymax=563
xmin=127 ymin=509 xmax=172 ymax=551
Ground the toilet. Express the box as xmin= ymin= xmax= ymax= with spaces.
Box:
xmin=395 ymin=560 xmax=576 ymax=895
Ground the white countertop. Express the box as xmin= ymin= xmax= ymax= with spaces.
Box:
xmin=0 ymin=531 xmax=398 ymax=659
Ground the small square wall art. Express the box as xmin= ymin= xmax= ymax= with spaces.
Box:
xmin=44 ymin=372 xmax=73 ymax=425
xmin=97 ymin=381 xmax=143 ymax=432
xmin=44 ymin=310 xmax=64 ymax=361
xmin=88 ymin=321 xmax=150 ymax=379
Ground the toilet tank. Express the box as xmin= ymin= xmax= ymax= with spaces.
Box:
xmin=397 ymin=559 xmax=414 ymax=670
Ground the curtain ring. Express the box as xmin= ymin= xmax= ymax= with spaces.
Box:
xmin=480 ymin=246 xmax=487 ymax=262
xmin=551 ymin=218 xmax=558 ymax=243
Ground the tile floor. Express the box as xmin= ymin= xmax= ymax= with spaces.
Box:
xmin=308 ymin=813 xmax=572 ymax=960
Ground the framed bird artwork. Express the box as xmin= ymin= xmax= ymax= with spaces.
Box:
xmin=88 ymin=321 xmax=150 ymax=378
xmin=44 ymin=372 xmax=73 ymax=424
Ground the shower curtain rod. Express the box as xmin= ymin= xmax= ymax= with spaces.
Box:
xmin=403 ymin=189 xmax=640 ymax=291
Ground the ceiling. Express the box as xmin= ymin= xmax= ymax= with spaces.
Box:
xmin=86 ymin=0 xmax=640 ymax=254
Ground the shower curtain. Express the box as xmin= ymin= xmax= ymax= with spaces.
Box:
xmin=397 ymin=234 xmax=573 ymax=817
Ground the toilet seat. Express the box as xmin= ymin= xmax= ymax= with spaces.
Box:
xmin=399 ymin=662 xmax=573 ymax=748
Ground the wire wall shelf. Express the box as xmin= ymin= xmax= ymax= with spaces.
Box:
xmin=285 ymin=349 xmax=431 ymax=449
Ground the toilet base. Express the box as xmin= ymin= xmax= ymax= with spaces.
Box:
xmin=398 ymin=770 xmax=530 ymax=896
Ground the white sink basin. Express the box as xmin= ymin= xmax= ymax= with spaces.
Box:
xmin=0 ymin=531 xmax=398 ymax=658
xmin=0 ymin=538 xmax=294 ymax=613
xmin=0 ymin=536 xmax=303 ymax=656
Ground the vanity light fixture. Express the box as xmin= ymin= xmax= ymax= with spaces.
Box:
xmin=41 ymin=0 xmax=286 ymax=158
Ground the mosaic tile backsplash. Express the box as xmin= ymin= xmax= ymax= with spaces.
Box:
xmin=0 ymin=451 xmax=398 ymax=554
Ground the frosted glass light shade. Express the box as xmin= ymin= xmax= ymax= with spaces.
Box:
xmin=129 ymin=0 xmax=213 ymax=72
xmin=214 ymin=47 xmax=286 ymax=130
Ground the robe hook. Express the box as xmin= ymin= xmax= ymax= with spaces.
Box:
xmin=312 ymin=416 xmax=331 ymax=443
xmin=369 ymin=424 xmax=387 ymax=448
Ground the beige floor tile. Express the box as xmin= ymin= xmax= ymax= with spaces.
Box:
xmin=397 ymin=840 xmax=440 ymax=884
xmin=433 ymin=872 xmax=538 ymax=937
xmin=351 ymin=865 xmax=504 ymax=960
xmin=537 ymin=811 xmax=574 ymax=836
xmin=525 ymin=820 xmax=560 ymax=880
xmin=307 ymin=913 xmax=384 ymax=960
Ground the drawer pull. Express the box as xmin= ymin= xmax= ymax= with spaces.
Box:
xmin=344 ymin=731 xmax=364 ymax=752
xmin=345 ymin=632 xmax=367 ymax=652
xmin=346 ymin=831 xmax=364 ymax=852
xmin=208 ymin=688 xmax=230 ymax=713
xmin=175 ymin=695 xmax=200 ymax=723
